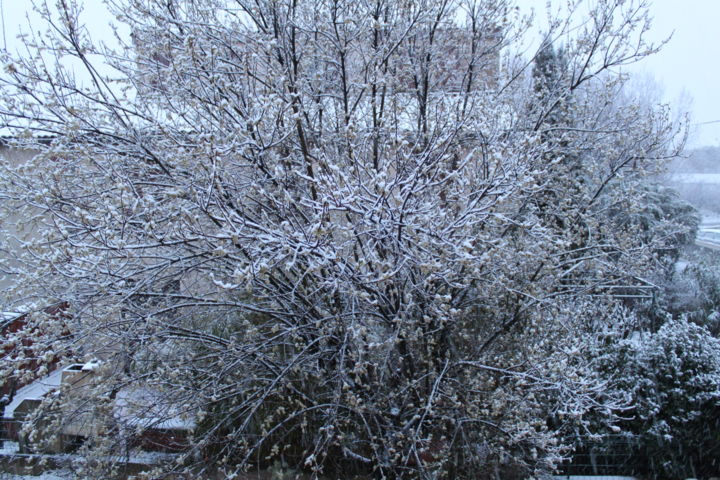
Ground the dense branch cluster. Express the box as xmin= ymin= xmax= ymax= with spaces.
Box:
xmin=0 ymin=0 xmax=694 ymax=478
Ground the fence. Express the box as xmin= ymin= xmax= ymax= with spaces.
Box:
xmin=559 ymin=434 xmax=637 ymax=477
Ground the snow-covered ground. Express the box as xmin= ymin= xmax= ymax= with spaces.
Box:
xmin=0 ymin=442 xmax=19 ymax=456
xmin=695 ymin=211 xmax=720 ymax=250
xmin=1 ymin=439 xmax=177 ymax=465
xmin=699 ymin=209 xmax=720 ymax=227
xmin=0 ymin=439 xmax=177 ymax=479
xmin=0 ymin=443 xmax=71 ymax=480
xmin=697 ymin=229 xmax=720 ymax=242
xmin=0 ymin=471 xmax=73 ymax=480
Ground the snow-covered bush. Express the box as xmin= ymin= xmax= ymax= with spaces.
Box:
xmin=666 ymin=262 xmax=720 ymax=334
xmin=0 ymin=0 xmax=689 ymax=478
xmin=597 ymin=318 xmax=720 ymax=479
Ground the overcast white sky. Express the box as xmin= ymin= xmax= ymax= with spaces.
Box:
xmin=625 ymin=0 xmax=720 ymax=147
xmin=1 ymin=0 xmax=719 ymax=147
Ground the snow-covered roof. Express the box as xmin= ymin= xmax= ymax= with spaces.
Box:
xmin=1 ymin=303 xmax=67 ymax=332
xmin=3 ymin=368 xmax=63 ymax=419
xmin=3 ymin=364 xmax=195 ymax=432
xmin=114 ymin=387 xmax=195 ymax=431
xmin=0 ymin=134 xmax=56 ymax=146
xmin=1 ymin=311 xmax=24 ymax=329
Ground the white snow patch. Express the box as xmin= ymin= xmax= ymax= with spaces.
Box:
xmin=80 ymin=361 xmax=100 ymax=372
xmin=0 ymin=440 xmax=19 ymax=455
xmin=699 ymin=209 xmax=720 ymax=226
xmin=698 ymin=229 xmax=720 ymax=243
xmin=0 ymin=470 xmax=73 ymax=479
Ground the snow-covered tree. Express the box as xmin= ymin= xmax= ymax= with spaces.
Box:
xmin=0 ymin=0 xmax=689 ymax=478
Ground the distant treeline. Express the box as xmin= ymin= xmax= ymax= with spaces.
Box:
xmin=671 ymin=146 xmax=720 ymax=173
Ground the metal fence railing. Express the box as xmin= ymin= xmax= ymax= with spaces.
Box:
xmin=558 ymin=434 xmax=637 ymax=477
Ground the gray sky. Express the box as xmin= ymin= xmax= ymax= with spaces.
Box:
xmin=627 ymin=0 xmax=720 ymax=147
xmin=1 ymin=0 xmax=719 ymax=147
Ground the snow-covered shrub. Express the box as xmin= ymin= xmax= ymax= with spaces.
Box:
xmin=597 ymin=318 xmax=720 ymax=479
xmin=666 ymin=263 xmax=720 ymax=335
